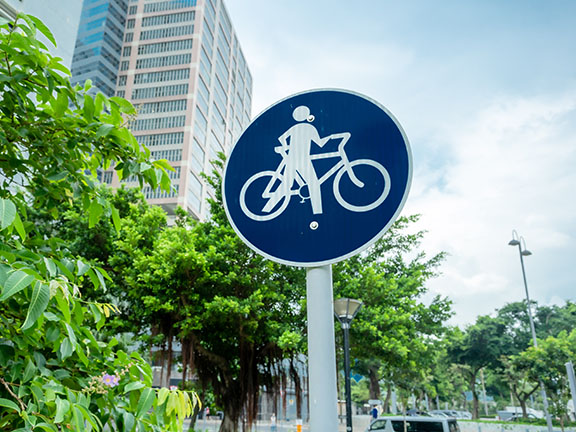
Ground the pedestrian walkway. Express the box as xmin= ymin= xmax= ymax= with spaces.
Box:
xmin=185 ymin=414 xmax=372 ymax=431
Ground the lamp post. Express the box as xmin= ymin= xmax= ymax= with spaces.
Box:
xmin=334 ymin=298 xmax=363 ymax=432
xmin=508 ymin=230 xmax=553 ymax=432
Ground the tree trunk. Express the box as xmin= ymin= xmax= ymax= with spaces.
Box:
xmin=220 ymin=415 xmax=238 ymax=432
xmin=368 ymin=365 xmax=381 ymax=400
xmin=383 ymin=386 xmax=392 ymax=413
xmin=519 ymin=397 xmax=528 ymax=418
xmin=470 ymin=373 xmax=479 ymax=419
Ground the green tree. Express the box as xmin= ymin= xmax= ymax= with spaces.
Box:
xmin=107 ymin=161 xmax=307 ymax=432
xmin=0 ymin=14 xmax=194 ymax=431
xmin=446 ymin=315 xmax=513 ymax=419
xmin=500 ymin=356 xmax=539 ymax=418
xmin=513 ymin=330 xmax=576 ymax=429
xmin=332 ymin=215 xmax=452 ymax=406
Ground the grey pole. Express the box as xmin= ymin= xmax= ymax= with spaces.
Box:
xmin=342 ymin=322 xmax=353 ymax=432
xmin=566 ymin=362 xmax=576 ymax=421
xmin=306 ymin=265 xmax=338 ymax=432
xmin=510 ymin=233 xmax=554 ymax=432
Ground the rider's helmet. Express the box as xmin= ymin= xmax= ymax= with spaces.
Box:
xmin=292 ymin=105 xmax=314 ymax=123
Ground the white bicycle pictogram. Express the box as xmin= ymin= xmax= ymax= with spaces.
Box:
xmin=239 ymin=131 xmax=391 ymax=221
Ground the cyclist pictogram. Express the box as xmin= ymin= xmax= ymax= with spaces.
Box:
xmin=222 ymin=89 xmax=412 ymax=267
xmin=239 ymin=105 xmax=391 ymax=221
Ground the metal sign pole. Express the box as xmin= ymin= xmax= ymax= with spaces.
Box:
xmin=567 ymin=361 xmax=576 ymax=420
xmin=306 ymin=265 xmax=338 ymax=432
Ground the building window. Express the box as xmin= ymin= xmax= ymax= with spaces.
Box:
xmin=132 ymin=83 xmax=189 ymax=99
xmin=139 ymin=24 xmax=194 ymax=41
xmin=133 ymin=68 xmax=190 ymax=84
xmin=138 ymin=99 xmax=187 ymax=114
xmin=187 ymin=172 xmax=202 ymax=212
xmin=126 ymin=19 xmax=135 ymax=29
xmin=190 ymin=138 xmax=205 ymax=174
xmin=143 ymin=0 xmax=197 ymax=14
xmin=118 ymin=75 xmax=127 ymax=86
xmin=102 ymin=171 xmax=114 ymax=184
xmin=131 ymin=116 xmax=186 ymax=131
xmin=141 ymin=10 xmax=195 ymax=27
xmin=151 ymin=149 xmax=183 ymax=162
xmin=135 ymin=53 xmax=191 ymax=69
xmin=143 ymin=184 xmax=179 ymax=199
xmin=122 ymin=46 xmax=132 ymax=56
xmin=137 ymin=39 xmax=193 ymax=55
xmin=116 ymin=90 xmax=125 ymax=98
xmin=128 ymin=5 xmax=138 ymax=14
xmin=124 ymin=32 xmax=134 ymax=42
xmin=136 ymin=132 xmax=184 ymax=147
xmin=120 ymin=60 xmax=129 ymax=71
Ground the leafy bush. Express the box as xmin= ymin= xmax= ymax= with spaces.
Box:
xmin=0 ymin=13 xmax=196 ymax=431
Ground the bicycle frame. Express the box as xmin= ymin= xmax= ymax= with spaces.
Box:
xmin=266 ymin=132 xmax=363 ymax=200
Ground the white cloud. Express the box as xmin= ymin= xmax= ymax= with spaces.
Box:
xmin=407 ymin=91 xmax=576 ymax=325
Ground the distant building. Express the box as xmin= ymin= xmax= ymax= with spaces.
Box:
xmin=71 ymin=0 xmax=128 ymax=96
xmin=1 ymin=0 xmax=82 ymax=68
xmin=71 ymin=0 xmax=253 ymax=221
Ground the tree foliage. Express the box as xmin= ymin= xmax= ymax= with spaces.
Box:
xmin=0 ymin=14 xmax=195 ymax=431
xmin=91 ymin=160 xmax=307 ymax=432
xmin=332 ymin=215 xmax=452 ymax=405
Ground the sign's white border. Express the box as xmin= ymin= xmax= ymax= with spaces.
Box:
xmin=222 ymin=88 xmax=413 ymax=268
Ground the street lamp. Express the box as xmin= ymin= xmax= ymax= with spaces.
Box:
xmin=508 ymin=230 xmax=553 ymax=432
xmin=334 ymin=298 xmax=363 ymax=432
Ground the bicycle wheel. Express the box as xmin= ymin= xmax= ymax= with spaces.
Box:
xmin=239 ymin=170 xmax=291 ymax=221
xmin=333 ymin=159 xmax=391 ymax=212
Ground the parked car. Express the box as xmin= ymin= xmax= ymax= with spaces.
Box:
xmin=429 ymin=410 xmax=452 ymax=418
xmin=366 ymin=416 xmax=461 ymax=432
xmin=406 ymin=409 xmax=432 ymax=417
xmin=506 ymin=413 xmax=538 ymax=422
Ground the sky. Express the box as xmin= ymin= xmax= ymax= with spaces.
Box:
xmin=224 ymin=0 xmax=576 ymax=327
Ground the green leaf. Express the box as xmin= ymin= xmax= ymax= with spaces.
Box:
xmin=157 ymin=387 xmax=170 ymax=405
xmin=0 ymin=397 xmax=20 ymax=412
xmin=46 ymin=172 xmax=68 ymax=182
xmin=96 ymin=124 xmax=114 ymax=138
xmin=124 ymin=381 xmax=145 ymax=393
xmin=21 ymin=282 xmax=50 ymax=331
xmin=27 ymin=15 xmax=56 ymax=46
xmin=32 ymin=423 xmax=58 ymax=432
xmin=54 ymin=397 xmax=70 ymax=423
xmin=55 ymin=293 xmax=71 ymax=323
xmin=43 ymin=257 xmax=57 ymax=277
xmin=59 ymin=337 xmax=74 ymax=360
xmin=0 ymin=270 xmax=35 ymax=301
xmin=0 ymin=198 xmax=16 ymax=230
xmin=110 ymin=96 xmax=135 ymax=113
xmin=22 ymin=359 xmax=36 ymax=383
xmin=111 ymin=206 xmax=121 ymax=233
xmin=54 ymin=260 xmax=74 ymax=280
xmin=51 ymin=91 xmax=69 ymax=118
xmin=123 ymin=412 xmax=135 ymax=432
xmin=12 ymin=211 xmax=26 ymax=241
xmin=136 ymin=388 xmax=155 ymax=417
xmin=76 ymin=259 xmax=90 ymax=276
xmin=83 ymin=93 xmax=95 ymax=121
xmin=88 ymin=200 xmax=103 ymax=228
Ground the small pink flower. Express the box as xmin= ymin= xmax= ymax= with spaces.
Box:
xmin=102 ymin=373 xmax=120 ymax=387
xmin=169 ymin=385 xmax=178 ymax=391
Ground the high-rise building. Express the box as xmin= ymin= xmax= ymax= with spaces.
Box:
xmin=72 ymin=0 xmax=253 ymax=221
xmin=71 ymin=0 xmax=128 ymax=96
xmin=1 ymin=0 xmax=82 ymax=68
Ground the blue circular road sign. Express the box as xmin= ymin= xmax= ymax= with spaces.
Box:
xmin=223 ymin=89 xmax=412 ymax=267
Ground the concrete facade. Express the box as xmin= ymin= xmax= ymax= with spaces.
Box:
xmin=101 ymin=0 xmax=253 ymax=220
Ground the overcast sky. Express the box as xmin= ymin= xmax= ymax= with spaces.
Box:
xmin=224 ymin=0 xmax=576 ymax=326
